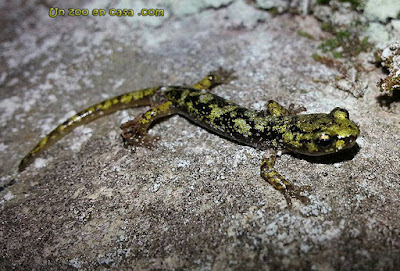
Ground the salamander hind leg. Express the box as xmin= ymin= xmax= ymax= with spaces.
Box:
xmin=260 ymin=152 xmax=311 ymax=207
xmin=121 ymin=101 xmax=177 ymax=149
xmin=191 ymin=68 xmax=237 ymax=90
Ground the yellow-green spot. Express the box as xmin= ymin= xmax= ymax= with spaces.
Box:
xmin=307 ymin=143 xmax=319 ymax=153
xmin=198 ymin=93 xmax=214 ymax=104
xmin=158 ymin=101 xmax=173 ymax=112
xmin=296 ymin=133 xmax=312 ymax=141
xmin=177 ymin=90 xmax=190 ymax=104
xmin=336 ymin=139 xmax=346 ymax=150
xmin=273 ymin=124 xmax=287 ymax=134
xmin=100 ymin=100 xmax=112 ymax=110
xmin=58 ymin=125 xmax=66 ymax=132
xmin=332 ymin=110 xmax=347 ymax=120
xmin=41 ymin=137 xmax=48 ymax=145
xmin=144 ymin=111 xmax=153 ymax=120
xmin=130 ymin=88 xmax=156 ymax=101
xmin=192 ymin=77 xmax=212 ymax=90
xmin=120 ymin=94 xmax=133 ymax=104
xmin=132 ymin=91 xmax=143 ymax=100
xmin=254 ymin=124 xmax=265 ymax=132
xmin=209 ymin=107 xmax=224 ymax=123
xmin=282 ymin=132 xmax=294 ymax=143
xmin=233 ymin=118 xmax=252 ymax=136
xmin=139 ymin=118 xmax=150 ymax=124
xmin=186 ymin=101 xmax=194 ymax=110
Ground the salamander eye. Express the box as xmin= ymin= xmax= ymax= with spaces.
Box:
xmin=316 ymin=134 xmax=332 ymax=148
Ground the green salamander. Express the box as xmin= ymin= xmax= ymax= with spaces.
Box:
xmin=19 ymin=69 xmax=360 ymax=205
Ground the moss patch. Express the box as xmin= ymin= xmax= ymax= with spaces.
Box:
xmin=318 ymin=22 xmax=372 ymax=59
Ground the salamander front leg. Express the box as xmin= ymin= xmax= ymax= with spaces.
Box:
xmin=260 ymin=152 xmax=310 ymax=207
xmin=121 ymin=101 xmax=177 ymax=148
xmin=263 ymin=100 xmax=306 ymax=117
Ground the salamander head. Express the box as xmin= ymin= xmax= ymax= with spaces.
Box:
xmin=282 ymin=107 xmax=359 ymax=156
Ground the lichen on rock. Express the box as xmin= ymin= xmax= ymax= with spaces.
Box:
xmin=377 ymin=42 xmax=400 ymax=93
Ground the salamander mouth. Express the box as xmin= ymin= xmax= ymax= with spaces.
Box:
xmin=286 ymin=135 xmax=358 ymax=156
xmin=325 ymin=134 xmax=358 ymax=155
xmin=341 ymin=135 xmax=357 ymax=148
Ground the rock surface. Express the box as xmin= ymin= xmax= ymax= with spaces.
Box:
xmin=1 ymin=0 xmax=399 ymax=270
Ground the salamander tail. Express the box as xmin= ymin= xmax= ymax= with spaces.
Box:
xmin=18 ymin=87 xmax=159 ymax=172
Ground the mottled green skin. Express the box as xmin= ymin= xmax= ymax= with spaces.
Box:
xmin=19 ymin=69 xmax=359 ymax=206
xmin=162 ymin=86 xmax=359 ymax=156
